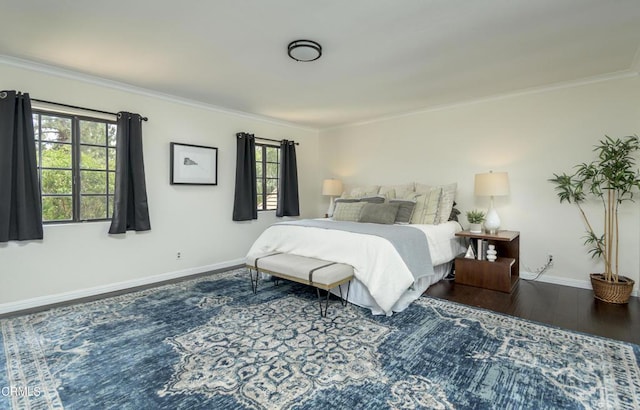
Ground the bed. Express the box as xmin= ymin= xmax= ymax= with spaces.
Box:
xmin=246 ymin=182 xmax=466 ymax=315
xmin=246 ymin=219 xmax=465 ymax=316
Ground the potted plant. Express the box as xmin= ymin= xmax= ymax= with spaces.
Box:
xmin=549 ymin=135 xmax=640 ymax=303
xmin=466 ymin=210 xmax=485 ymax=233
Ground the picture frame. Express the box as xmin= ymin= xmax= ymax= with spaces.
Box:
xmin=170 ymin=142 xmax=218 ymax=185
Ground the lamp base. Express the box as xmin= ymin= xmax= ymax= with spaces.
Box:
xmin=327 ymin=197 xmax=336 ymax=217
xmin=484 ymin=205 xmax=501 ymax=234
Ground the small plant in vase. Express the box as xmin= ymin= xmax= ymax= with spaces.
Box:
xmin=466 ymin=210 xmax=485 ymax=233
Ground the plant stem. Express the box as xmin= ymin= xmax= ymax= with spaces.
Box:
xmin=577 ymin=202 xmax=609 ymax=272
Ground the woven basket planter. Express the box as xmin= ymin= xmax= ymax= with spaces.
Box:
xmin=590 ymin=273 xmax=635 ymax=304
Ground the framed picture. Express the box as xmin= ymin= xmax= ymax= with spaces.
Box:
xmin=170 ymin=142 xmax=218 ymax=185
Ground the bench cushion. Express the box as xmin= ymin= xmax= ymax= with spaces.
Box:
xmin=247 ymin=253 xmax=353 ymax=289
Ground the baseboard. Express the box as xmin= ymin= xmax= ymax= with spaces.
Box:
xmin=0 ymin=258 xmax=246 ymax=315
xmin=520 ymin=271 xmax=639 ymax=298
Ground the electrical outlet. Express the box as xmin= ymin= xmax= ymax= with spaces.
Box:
xmin=176 ymin=251 xmax=182 ymax=260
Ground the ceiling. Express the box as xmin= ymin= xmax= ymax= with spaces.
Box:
xmin=1 ymin=0 xmax=639 ymax=129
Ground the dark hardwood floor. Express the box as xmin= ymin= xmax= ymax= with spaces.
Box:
xmin=425 ymin=278 xmax=640 ymax=345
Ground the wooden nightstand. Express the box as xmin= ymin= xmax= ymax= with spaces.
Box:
xmin=454 ymin=230 xmax=520 ymax=293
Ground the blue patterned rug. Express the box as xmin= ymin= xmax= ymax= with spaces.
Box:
xmin=1 ymin=268 xmax=639 ymax=409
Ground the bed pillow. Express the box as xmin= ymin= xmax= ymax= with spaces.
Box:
xmin=389 ymin=199 xmax=417 ymax=224
xmin=378 ymin=183 xmax=414 ymax=199
xmin=334 ymin=198 xmax=360 ymax=204
xmin=360 ymin=195 xmax=386 ymax=204
xmin=414 ymin=183 xmax=433 ymax=194
xmin=333 ymin=202 xmax=366 ymax=222
xmin=340 ymin=185 xmax=380 ymax=199
xmin=358 ymin=202 xmax=400 ymax=224
xmin=435 ymin=183 xmax=457 ymax=224
xmin=410 ymin=187 xmax=442 ymax=224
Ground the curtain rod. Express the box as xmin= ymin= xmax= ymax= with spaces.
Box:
xmin=255 ymin=136 xmax=299 ymax=146
xmin=31 ymin=98 xmax=148 ymax=121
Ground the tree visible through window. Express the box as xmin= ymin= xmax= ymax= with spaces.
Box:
xmin=33 ymin=111 xmax=117 ymax=223
xmin=255 ymin=143 xmax=280 ymax=211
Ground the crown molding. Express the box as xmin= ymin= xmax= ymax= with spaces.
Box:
xmin=322 ymin=69 xmax=640 ymax=132
xmin=0 ymin=54 xmax=318 ymax=133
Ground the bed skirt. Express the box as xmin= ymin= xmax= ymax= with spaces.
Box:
xmin=330 ymin=261 xmax=453 ymax=315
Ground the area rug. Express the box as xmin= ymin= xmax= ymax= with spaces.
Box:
xmin=1 ymin=268 xmax=639 ymax=410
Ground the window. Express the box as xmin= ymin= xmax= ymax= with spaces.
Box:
xmin=32 ymin=111 xmax=117 ymax=223
xmin=255 ymin=143 xmax=280 ymax=211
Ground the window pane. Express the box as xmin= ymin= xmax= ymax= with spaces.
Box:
xmin=41 ymin=115 xmax=72 ymax=143
xmin=256 ymin=179 xmax=263 ymax=195
xmin=108 ymin=171 xmax=116 ymax=194
xmin=42 ymin=196 xmax=72 ymax=221
xmin=255 ymin=146 xmax=262 ymax=162
xmin=108 ymin=124 xmax=117 ymax=146
xmin=108 ymin=148 xmax=116 ymax=171
xmin=81 ymin=196 xmax=107 ymax=220
xmin=33 ymin=114 xmax=40 ymax=140
xmin=265 ymin=189 xmax=277 ymax=210
xmin=266 ymin=178 xmax=278 ymax=195
xmin=80 ymin=120 xmax=106 ymax=145
xmin=266 ymin=163 xmax=278 ymax=178
xmin=41 ymin=170 xmax=72 ymax=194
xmin=41 ymin=143 xmax=72 ymax=169
xmin=35 ymin=141 xmax=40 ymax=166
xmin=266 ymin=147 xmax=279 ymax=162
xmin=81 ymin=171 xmax=107 ymax=194
xmin=255 ymin=162 xmax=262 ymax=178
xmin=80 ymin=145 xmax=107 ymax=170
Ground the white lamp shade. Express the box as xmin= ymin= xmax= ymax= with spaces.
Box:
xmin=322 ymin=179 xmax=343 ymax=196
xmin=474 ymin=172 xmax=509 ymax=197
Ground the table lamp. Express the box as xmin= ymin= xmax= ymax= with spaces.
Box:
xmin=474 ymin=171 xmax=509 ymax=234
xmin=322 ymin=179 xmax=343 ymax=217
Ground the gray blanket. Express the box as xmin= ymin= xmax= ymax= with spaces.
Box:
xmin=275 ymin=219 xmax=434 ymax=281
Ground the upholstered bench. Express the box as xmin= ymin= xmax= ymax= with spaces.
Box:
xmin=246 ymin=252 xmax=354 ymax=317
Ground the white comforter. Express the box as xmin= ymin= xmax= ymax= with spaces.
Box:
xmin=246 ymin=220 xmax=463 ymax=315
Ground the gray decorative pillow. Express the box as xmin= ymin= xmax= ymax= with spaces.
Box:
xmin=360 ymin=195 xmax=385 ymax=204
xmin=333 ymin=202 xmax=366 ymax=221
xmin=358 ymin=203 xmax=400 ymax=224
xmin=389 ymin=199 xmax=417 ymax=224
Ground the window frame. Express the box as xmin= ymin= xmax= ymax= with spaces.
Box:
xmin=255 ymin=142 xmax=280 ymax=212
xmin=33 ymin=109 xmax=117 ymax=224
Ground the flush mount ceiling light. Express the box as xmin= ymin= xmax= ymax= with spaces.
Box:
xmin=287 ymin=40 xmax=322 ymax=62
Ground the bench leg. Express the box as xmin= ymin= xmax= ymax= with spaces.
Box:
xmin=249 ymin=268 xmax=259 ymax=294
xmin=316 ymin=287 xmax=332 ymax=317
xmin=338 ymin=281 xmax=351 ymax=306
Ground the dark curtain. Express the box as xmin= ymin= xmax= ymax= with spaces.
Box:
xmin=0 ymin=90 xmax=43 ymax=242
xmin=108 ymin=112 xmax=151 ymax=234
xmin=232 ymin=132 xmax=257 ymax=221
xmin=276 ymin=139 xmax=300 ymax=217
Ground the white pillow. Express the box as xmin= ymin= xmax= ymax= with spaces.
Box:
xmin=341 ymin=185 xmax=380 ymax=199
xmin=435 ymin=183 xmax=457 ymax=224
xmin=378 ymin=183 xmax=414 ymax=199
xmin=410 ymin=187 xmax=442 ymax=224
xmin=415 ymin=182 xmax=458 ymax=224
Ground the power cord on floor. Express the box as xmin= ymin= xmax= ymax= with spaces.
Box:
xmin=522 ymin=255 xmax=553 ymax=281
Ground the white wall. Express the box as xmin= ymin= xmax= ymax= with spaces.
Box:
xmin=319 ymin=75 xmax=640 ymax=293
xmin=0 ymin=60 xmax=322 ymax=309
